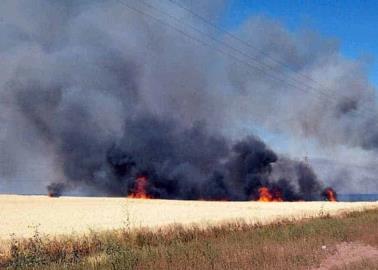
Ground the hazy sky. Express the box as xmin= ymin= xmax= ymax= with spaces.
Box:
xmin=218 ymin=1 xmax=378 ymax=193
xmin=222 ymin=0 xmax=378 ymax=87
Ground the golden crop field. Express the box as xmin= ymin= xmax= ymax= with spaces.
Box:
xmin=1 ymin=195 xmax=377 ymax=241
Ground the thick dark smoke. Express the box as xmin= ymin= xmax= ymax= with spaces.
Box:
xmin=48 ymin=116 xmax=322 ymax=200
xmin=0 ymin=1 xmax=377 ymax=195
xmin=46 ymin=114 xmax=322 ymax=200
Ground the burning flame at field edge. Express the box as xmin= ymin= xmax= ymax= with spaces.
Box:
xmin=323 ymin=187 xmax=337 ymax=202
xmin=257 ymin=187 xmax=284 ymax=202
xmin=124 ymin=178 xmax=337 ymax=202
xmin=128 ymin=176 xmax=152 ymax=199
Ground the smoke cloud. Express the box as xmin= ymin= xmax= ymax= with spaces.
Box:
xmin=0 ymin=0 xmax=377 ymax=196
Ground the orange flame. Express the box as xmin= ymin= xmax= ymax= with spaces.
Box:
xmin=128 ymin=176 xmax=152 ymax=199
xmin=324 ymin=187 xmax=337 ymax=202
xmin=257 ymin=187 xmax=283 ymax=202
xmin=257 ymin=187 xmax=273 ymax=202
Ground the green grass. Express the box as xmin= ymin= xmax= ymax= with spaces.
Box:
xmin=1 ymin=209 xmax=378 ymax=270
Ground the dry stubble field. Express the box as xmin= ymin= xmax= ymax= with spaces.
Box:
xmin=1 ymin=195 xmax=377 ymax=242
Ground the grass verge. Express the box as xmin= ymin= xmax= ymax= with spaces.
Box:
xmin=1 ymin=209 xmax=377 ymax=270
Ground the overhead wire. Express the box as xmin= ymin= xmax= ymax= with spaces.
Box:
xmin=116 ymin=0 xmax=377 ymax=120
xmin=166 ymin=0 xmax=378 ymax=118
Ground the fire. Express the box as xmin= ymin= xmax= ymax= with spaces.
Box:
xmin=128 ymin=176 xmax=152 ymax=199
xmin=257 ymin=187 xmax=283 ymax=202
xmin=48 ymin=192 xmax=59 ymax=198
xmin=323 ymin=187 xmax=337 ymax=202
xmin=257 ymin=187 xmax=272 ymax=202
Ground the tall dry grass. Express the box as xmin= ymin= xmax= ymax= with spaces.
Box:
xmin=1 ymin=209 xmax=378 ymax=270
xmin=1 ymin=195 xmax=377 ymax=241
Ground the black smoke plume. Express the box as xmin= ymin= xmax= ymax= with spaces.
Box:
xmin=1 ymin=1 xmax=376 ymax=196
xmin=47 ymin=115 xmax=323 ymax=200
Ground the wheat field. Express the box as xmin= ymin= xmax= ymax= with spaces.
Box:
xmin=1 ymin=195 xmax=377 ymax=241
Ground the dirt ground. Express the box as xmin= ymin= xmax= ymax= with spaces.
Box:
xmin=314 ymin=242 xmax=378 ymax=269
xmin=0 ymin=195 xmax=377 ymax=241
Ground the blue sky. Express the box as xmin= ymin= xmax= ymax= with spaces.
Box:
xmin=222 ymin=0 xmax=378 ymax=87
xmin=218 ymin=1 xmax=378 ymax=158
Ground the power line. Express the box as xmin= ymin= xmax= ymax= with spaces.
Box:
xmin=117 ymin=0 xmax=377 ymax=120
xmin=112 ymin=1 xmax=303 ymax=96
xmin=116 ymin=0 xmax=332 ymax=130
xmin=140 ymin=0 xmax=332 ymax=99
xmin=166 ymin=0 xmax=378 ymax=119
xmin=167 ymin=0 xmax=347 ymax=95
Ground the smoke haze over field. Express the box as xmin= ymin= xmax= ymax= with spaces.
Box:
xmin=0 ymin=0 xmax=377 ymax=196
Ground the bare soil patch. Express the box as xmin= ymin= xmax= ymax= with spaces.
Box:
xmin=314 ymin=242 xmax=378 ymax=270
